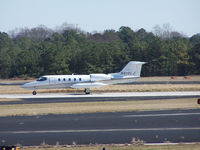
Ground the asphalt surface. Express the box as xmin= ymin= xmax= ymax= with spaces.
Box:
xmin=1 ymin=91 xmax=200 ymax=105
xmin=0 ymin=109 xmax=200 ymax=146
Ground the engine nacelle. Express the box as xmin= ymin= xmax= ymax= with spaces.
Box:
xmin=71 ymin=82 xmax=107 ymax=89
xmin=90 ymin=74 xmax=111 ymax=82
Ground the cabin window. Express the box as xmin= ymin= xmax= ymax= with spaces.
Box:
xmin=58 ymin=78 xmax=61 ymax=81
xmin=68 ymin=78 xmax=71 ymax=81
xmin=37 ymin=77 xmax=47 ymax=81
xmin=79 ymin=78 xmax=81 ymax=81
xmin=63 ymin=78 xmax=66 ymax=81
xmin=74 ymin=78 xmax=76 ymax=81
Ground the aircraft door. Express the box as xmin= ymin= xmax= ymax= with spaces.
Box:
xmin=49 ymin=77 xmax=55 ymax=84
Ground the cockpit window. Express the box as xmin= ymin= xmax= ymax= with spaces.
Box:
xmin=37 ymin=77 xmax=47 ymax=81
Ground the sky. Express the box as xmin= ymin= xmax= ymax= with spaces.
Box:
xmin=0 ymin=0 xmax=200 ymax=37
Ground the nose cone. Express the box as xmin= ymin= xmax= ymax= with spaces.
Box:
xmin=21 ymin=82 xmax=36 ymax=89
xmin=21 ymin=83 xmax=29 ymax=88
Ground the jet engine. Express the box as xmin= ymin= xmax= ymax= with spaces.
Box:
xmin=90 ymin=74 xmax=111 ymax=81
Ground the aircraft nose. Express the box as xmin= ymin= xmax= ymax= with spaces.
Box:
xmin=21 ymin=82 xmax=36 ymax=89
xmin=21 ymin=83 xmax=29 ymax=88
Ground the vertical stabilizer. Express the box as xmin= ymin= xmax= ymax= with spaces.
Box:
xmin=120 ymin=61 xmax=146 ymax=77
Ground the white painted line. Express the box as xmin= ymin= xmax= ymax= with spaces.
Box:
xmin=124 ymin=112 xmax=200 ymax=118
xmin=2 ymin=127 xmax=200 ymax=134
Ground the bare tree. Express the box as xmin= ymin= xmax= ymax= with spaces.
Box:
xmin=153 ymin=23 xmax=186 ymax=39
xmin=9 ymin=25 xmax=53 ymax=40
xmin=55 ymin=22 xmax=83 ymax=34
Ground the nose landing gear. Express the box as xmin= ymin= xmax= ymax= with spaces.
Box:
xmin=84 ymin=88 xmax=90 ymax=94
xmin=32 ymin=90 xmax=37 ymax=95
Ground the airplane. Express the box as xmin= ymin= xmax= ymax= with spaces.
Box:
xmin=21 ymin=61 xmax=146 ymax=95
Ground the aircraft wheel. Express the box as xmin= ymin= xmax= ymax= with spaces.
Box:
xmin=84 ymin=88 xmax=90 ymax=94
xmin=32 ymin=90 xmax=37 ymax=95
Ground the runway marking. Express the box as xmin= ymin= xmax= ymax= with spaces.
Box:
xmin=2 ymin=127 xmax=200 ymax=134
xmin=124 ymin=112 xmax=200 ymax=118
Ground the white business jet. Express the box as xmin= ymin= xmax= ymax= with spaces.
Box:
xmin=21 ymin=61 xmax=146 ymax=95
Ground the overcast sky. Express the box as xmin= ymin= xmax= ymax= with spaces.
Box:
xmin=1 ymin=0 xmax=200 ymax=36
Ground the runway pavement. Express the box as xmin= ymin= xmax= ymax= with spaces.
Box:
xmin=0 ymin=109 xmax=200 ymax=146
xmin=0 ymin=91 xmax=200 ymax=105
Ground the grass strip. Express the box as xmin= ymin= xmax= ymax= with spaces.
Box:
xmin=0 ymin=98 xmax=22 ymax=102
xmin=0 ymin=99 xmax=199 ymax=117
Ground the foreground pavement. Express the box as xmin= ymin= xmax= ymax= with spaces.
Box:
xmin=0 ymin=109 xmax=200 ymax=146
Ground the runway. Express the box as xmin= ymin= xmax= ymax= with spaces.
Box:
xmin=0 ymin=109 xmax=200 ymax=146
xmin=0 ymin=91 xmax=200 ymax=105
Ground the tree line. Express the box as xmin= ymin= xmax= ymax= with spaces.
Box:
xmin=0 ymin=24 xmax=200 ymax=78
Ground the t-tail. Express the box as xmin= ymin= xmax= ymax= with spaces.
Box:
xmin=110 ymin=61 xmax=146 ymax=79
xmin=120 ymin=61 xmax=146 ymax=77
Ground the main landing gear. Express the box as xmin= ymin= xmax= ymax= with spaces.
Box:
xmin=84 ymin=88 xmax=90 ymax=94
xmin=32 ymin=90 xmax=37 ymax=95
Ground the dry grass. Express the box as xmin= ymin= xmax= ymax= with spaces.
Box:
xmin=98 ymin=84 xmax=200 ymax=92
xmin=0 ymin=98 xmax=22 ymax=102
xmin=0 ymin=85 xmax=31 ymax=94
xmin=20 ymin=143 xmax=200 ymax=150
xmin=0 ymin=85 xmax=78 ymax=94
xmin=0 ymin=98 xmax=199 ymax=117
